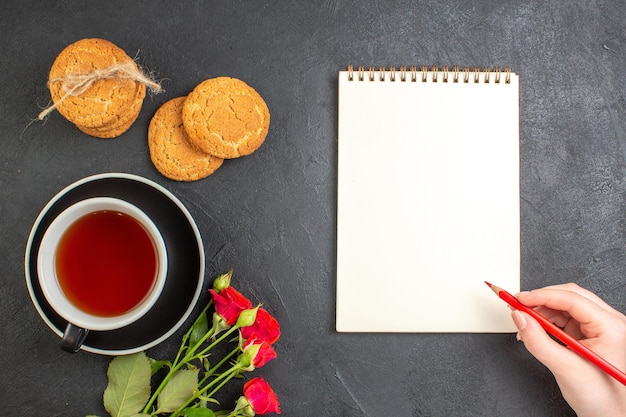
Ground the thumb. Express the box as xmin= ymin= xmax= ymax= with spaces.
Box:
xmin=512 ymin=310 xmax=580 ymax=374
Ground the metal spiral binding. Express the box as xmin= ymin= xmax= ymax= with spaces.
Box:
xmin=346 ymin=65 xmax=511 ymax=84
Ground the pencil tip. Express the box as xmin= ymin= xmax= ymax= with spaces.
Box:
xmin=485 ymin=281 xmax=502 ymax=295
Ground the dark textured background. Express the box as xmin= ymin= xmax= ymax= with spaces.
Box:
xmin=1 ymin=1 xmax=625 ymax=416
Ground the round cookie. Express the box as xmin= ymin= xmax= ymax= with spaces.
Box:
xmin=77 ymin=109 xmax=140 ymax=138
xmin=48 ymin=38 xmax=146 ymax=130
xmin=182 ymin=77 xmax=270 ymax=158
xmin=75 ymin=83 xmax=146 ymax=138
xmin=149 ymin=97 xmax=224 ymax=181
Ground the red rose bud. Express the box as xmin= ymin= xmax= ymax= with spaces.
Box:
xmin=242 ymin=339 xmax=277 ymax=369
xmin=240 ymin=308 xmax=281 ymax=345
xmin=243 ymin=377 xmax=281 ymax=415
xmin=209 ymin=287 xmax=253 ymax=326
xmin=212 ymin=269 xmax=233 ymax=292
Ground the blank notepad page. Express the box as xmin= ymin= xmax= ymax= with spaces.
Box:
xmin=336 ymin=66 xmax=520 ymax=332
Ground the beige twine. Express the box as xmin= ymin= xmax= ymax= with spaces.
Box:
xmin=38 ymin=61 xmax=162 ymax=120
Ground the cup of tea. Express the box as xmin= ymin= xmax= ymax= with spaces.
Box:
xmin=37 ymin=197 xmax=167 ymax=352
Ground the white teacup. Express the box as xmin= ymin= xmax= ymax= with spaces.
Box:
xmin=37 ymin=197 xmax=167 ymax=352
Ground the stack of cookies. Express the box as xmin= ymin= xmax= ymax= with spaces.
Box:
xmin=43 ymin=38 xmax=270 ymax=181
xmin=46 ymin=38 xmax=150 ymax=138
xmin=148 ymin=77 xmax=270 ymax=181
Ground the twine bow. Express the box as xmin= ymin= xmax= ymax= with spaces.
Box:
xmin=38 ymin=61 xmax=162 ymax=120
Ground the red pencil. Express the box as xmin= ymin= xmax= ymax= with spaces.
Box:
xmin=485 ymin=281 xmax=626 ymax=386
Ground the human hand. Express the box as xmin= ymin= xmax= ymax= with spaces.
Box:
xmin=512 ymin=283 xmax=626 ymax=417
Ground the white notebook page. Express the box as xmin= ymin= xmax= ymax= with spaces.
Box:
xmin=336 ymin=68 xmax=520 ymax=332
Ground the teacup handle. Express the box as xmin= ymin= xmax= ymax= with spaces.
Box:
xmin=61 ymin=323 xmax=89 ymax=353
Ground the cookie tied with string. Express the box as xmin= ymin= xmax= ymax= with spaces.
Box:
xmin=182 ymin=77 xmax=270 ymax=158
xmin=43 ymin=38 xmax=161 ymax=138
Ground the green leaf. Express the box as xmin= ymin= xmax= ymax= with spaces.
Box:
xmin=103 ymin=352 xmax=151 ymax=417
xmin=129 ymin=415 xmax=152 ymax=417
xmin=183 ymin=408 xmax=216 ymax=417
xmin=156 ymin=369 xmax=199 ymax=413
xmin=190 ymin=311 xmax=209 ymax=347
xmin=149 ymin=358 xmax=171 ymax=376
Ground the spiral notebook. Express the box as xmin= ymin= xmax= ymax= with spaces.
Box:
xmin=336 ymin=65 xmax=520 ymax=333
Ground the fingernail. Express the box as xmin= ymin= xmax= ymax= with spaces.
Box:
xmin=512 ymin=310 xmax=527 ymax=331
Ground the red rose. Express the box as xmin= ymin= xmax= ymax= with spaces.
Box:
xmin=240 ymin=308 xmax=281 ymax=345
xmin=243 ymin=377 xmax=281 ymax=415
xmin=243 ymin=338 xmax=277 ymax=369
xmin=209 ymin=287 xmax=253 ymax=326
